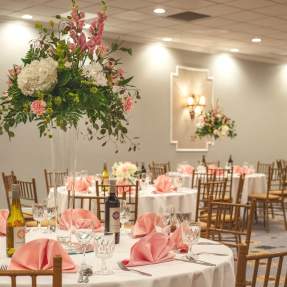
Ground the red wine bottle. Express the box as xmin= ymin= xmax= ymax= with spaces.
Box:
xmin=105 ymin=178 xmax=120 ymax=244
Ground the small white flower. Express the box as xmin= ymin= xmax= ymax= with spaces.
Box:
xmin=17 ymin=57 xmax=58 ymax=96
xmin=83 ymin=62 xmax=107 ymax=87
xmin=221 ymin=125 xmax=229 ymax=136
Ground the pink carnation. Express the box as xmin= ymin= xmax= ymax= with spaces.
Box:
xmin=31 ymin=100 xmax=46 ymax=116
xmin=123 ymin=96 xmax=133 ymax=113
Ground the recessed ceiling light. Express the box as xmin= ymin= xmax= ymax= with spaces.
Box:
xmin=162 ymin=37 xmax=172 ymax=42
xmin=22 ymin=14 xmax=33 ymax=20
xmin=230 ymin=48 xmax=239 ymax=53
xmin=153 ymin=8 xmax=166 ymax=14
xmin=252 ymin=37 xmax=262 ymax=43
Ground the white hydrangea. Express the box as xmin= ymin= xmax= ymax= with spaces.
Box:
xmin=17 ymin=57 xmax=58 ymax=96
xmin=220 ymin=125 xmax=230 ymax=136
xmin=112 ymin=161 xmax=138 ymax=181
xmin=83 ymin=62 xmax=107 ymax=87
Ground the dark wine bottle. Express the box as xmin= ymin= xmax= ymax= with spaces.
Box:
xmin=141 ymin=162 xmax=146 ymax=174
xmin=228 ymin=155 xmax=233 ymax=166
xmin=105 ymin=179 xmax=120 ymax=244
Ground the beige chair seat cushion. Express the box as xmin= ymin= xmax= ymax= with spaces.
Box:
xmin=248 ymin=192 xmax=280 ymax=200
xmin=270 ymin=190 xmax=287 ymax=196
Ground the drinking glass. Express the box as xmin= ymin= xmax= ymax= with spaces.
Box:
xmin=74 ymin=219 xmax=93 ymax=269
xmin=94 ymin=234 xmax=115 ymax=275
xmin=120 ymin=200 xmax=130 ymax=233
xmin=32 ymin=203 xmax=46 ymax=230
xmin=181 ymin=221 xmax=201 ymax=259
xmin=45 ymin=206 xmax=56 ymax=232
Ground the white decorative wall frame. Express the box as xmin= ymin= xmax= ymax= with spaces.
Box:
xmin=170 ymin=65 xmax=214 ymax=152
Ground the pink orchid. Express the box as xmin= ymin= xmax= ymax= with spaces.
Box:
xmin=31 ymin=100 xmax=46 ymax=116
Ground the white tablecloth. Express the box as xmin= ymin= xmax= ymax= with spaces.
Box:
xmin=0 ymin=232 xmax=235 ymax=287
xmin=48 ymin=186 xmax=198 ymax=218
xmin=232 ymin=173 xmax=267 ymax=203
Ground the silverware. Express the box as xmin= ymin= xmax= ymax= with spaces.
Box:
xmin=0 ymin=265 xmax=8 ymax=271
xmin=175 ymin=257 xmax=216 ymax=267
xmin=197 ymin=242 xmax=221 ymax=246
xmin=195 ymin=252 xmax=228 ymax=256
xmin=117 ymin=262 xmax=152 ymax=277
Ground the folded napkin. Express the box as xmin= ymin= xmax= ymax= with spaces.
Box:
xmin=66 ymin=176 xmax=91 ymax=193
xmin=177 ymin=164 xmax=194 ymax=175
xmin=0 ymin=209 xmax=9 ymax=236
xmin=154 ymin=175 xmax=174 ymax=193
xmin=132 ymin=212 xmax=164 ymax=238
xmin=122 ymin=232 xmax=174 ymax=267
xmin=233 ymin=165 xmax=255 ymax=175
xmin=9 ymin=239 xmax=76 ymax=272
xmin=169 ymin=226 xmax=188 ymax=253
xmin=59 ymin=209 xmax=101 ymax=230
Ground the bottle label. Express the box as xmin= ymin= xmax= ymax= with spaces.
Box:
xmin=13 ymin=227 xmax=25 ymax=249
xmin=109 ymin=207 xmax=120 ymax=233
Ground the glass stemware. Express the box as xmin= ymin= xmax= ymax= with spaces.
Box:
xmin=181 ymin=221 xmax=201 ymax=259
xmin=45 ymin=206 xmax=56 ymax=232
xmin=120 ymin=200 xmax=130 ymax=233
xmin=32 ymin=203 xmax=46 ymax=230
xmin=74 ymin=219 xmax=93 ymax=269
xmin=94 ymin=234 xmax=115 ymax=275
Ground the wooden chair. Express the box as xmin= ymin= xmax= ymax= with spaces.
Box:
xmin=44 ymin=169 xmax=68 ymax=195
xmin=0 ymin=256 xmax=62 ymax=287
xmin=236 ymin=244 xmax=287 ymax=287
xmin=249 ymin=167 xmax=287 ymax=230
xmin=235 ymin=174 xmax=245 ymax=204
xmin=206 ymin=200 xmax=255 ymax=253
xmin=195 ymin=179 xmax=228 ymax=232
xmin=2 ymin=171 xmax=17 ymax=209
xmin=191 ymin=169 xmax=216 ymax=189
xmin=17 ymin=178 xmax=38 ymax=207
xmin=206 ymin=160 xmax=220 ymax=167
xmin=256 ymin=161 xmax=274 ymax=176
xmin=149 ymin=161 xmax=171 ymax=181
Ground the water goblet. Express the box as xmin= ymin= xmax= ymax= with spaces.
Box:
xmin=74 ymin=219 xmax=93 ymax=269
xmin=94 ymin=234 xmax=115 ymax=275
xmin=32 ymin=203 xmax=46 ymax=231
xmin=45 ymin=206 xmax=56 ymax=232
xmin=120 ymin=200 xmax=130 ymax=233
xmin=181 ymin=221 xmax=201 ymax=259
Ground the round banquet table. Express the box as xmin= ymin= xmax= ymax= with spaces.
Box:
xmin=48 ymin=186 xmax=198 ymax=218
xmin=0 ymin=231 xmax=235 ymax=287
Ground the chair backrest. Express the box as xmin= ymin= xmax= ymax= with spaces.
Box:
xmin=267 ymin=167 xmax=287 ymax=199
xmin=2 ymin=171 xmax=17 ymax=209
xmin=257 ymin=161 xmax=274 ymax=176
xmin=236 ymin=244 xmax=287 ymax=287
xmin=0 ymin=256 xmax=62 ymax=287
xmin=44 ymin=169 xmax=68 ymax=195
xmin=17 ymin=178 xmax=38 ymax=207
xmin=93 ymin=181 xmax=139 ymax=224
xmin=235 ymin=174 xmax=245 ymax=204
xmin=206 ymin=200 xmax=255 ymax=252
xmin=195 ymin=179 xmax=227 ymax=222
xmin=191 ymin=170 xmax=216 ymax=189
xmin=149 ymin=161 xmax=171 ymax=181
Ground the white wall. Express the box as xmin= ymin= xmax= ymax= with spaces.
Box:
xmin=1 ymin=20 xmax=287 ymax=208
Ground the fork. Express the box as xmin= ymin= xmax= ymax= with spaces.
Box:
xmin=117 ymin=262 xmax=152 ymax=277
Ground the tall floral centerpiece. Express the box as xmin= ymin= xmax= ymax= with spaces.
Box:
xmin=195 ymin=106 xmax=236 ymax=143
xmin=0 ymin=0 xmax=140 ymax=222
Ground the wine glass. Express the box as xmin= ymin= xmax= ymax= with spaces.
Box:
xmin=94 ymin=234 xmax=115 ymax=275
xmin=74 ymin=219 xmax=93 ymax=269
xmin=120 ymin=200 xmax=130 ymax=233
xmin=45 ymin=206 xmax=56 ymax=232
xmin=181 ymin=221 xmax=201 ymax=259
xmin=32 ymin=203 xmax=46 ymax=231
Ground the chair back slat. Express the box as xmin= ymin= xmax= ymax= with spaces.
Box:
xmin=257 ymin=161 xmax=274 ymax=176
xmin=149 ymin=161 xmax=170 ymax=182
xmin=191 ymin=170 xmax=216 ymax=189
xmin=15 ymin=178 xmax=38 ymax=207
xmin=2 ymin=171 xmax=17 ymax=209
xmin=0 ymin=256 xmax=62 ymax=287
xmin=44 ymin=169 xmax=68 ymax=195
xmin=235 ymin=174 xmax=245 ymax=204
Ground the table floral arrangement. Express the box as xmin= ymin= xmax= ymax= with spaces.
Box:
xmin=195 ymin=106 xmax=236 ymax=140
xmin=112 ymin=161 xmax=138 ymax=185
xmin=0 ymin=0 xmax=140 ymax=151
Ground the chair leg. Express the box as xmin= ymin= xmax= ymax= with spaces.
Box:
xmin=263 ymin=202 xmax=266 ymax=228
xmin=254 ymin=200 xmax=258 ymax=223
xmin=281 ymin=201 xmax=287 ymax=230
xmin=270 ymin=202 xmax=275 ymax=219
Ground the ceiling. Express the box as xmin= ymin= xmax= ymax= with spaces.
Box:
xmin=2 ymin=0 xmax=287 ymax=63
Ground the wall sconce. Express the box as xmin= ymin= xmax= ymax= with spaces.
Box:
xmin=186 ymin=94 xmax=206 ymax=120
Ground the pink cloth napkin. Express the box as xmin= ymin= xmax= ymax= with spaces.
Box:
xmin=233 ymin=165 xmax=255 ymax=175
xmin=59 ymin=209 xmax=101 ymax=230
xmin=154 ymin=175 xmax=174 ymax=193
xmin=66 ymin=176 xmax=91 ymax=193
xmin=122 ymin=232 xmax=174 ymax=267
xmin=0 ymin=209 xmax=9 ymax=236
xmin=177 ymin=164 xmax=194 ymax=175
xmin=9 ymin=239 xmax=76 ymax=272
xmin=132 ymin=212 xmax=164 ymax=238
xmin=208 ymin=166 xmax=224 ymax=176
